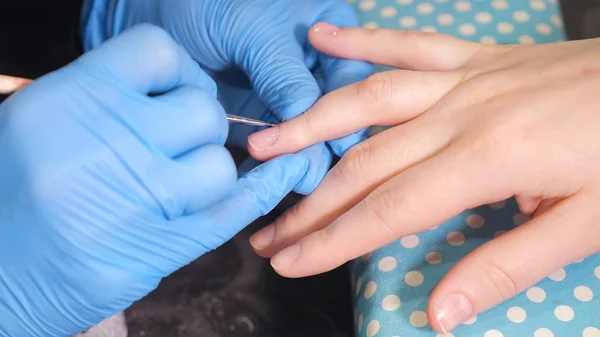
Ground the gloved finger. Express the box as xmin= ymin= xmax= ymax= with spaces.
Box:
xmin=164 ymin=144 xmax=237 ymax=217
xmin=269 ymin=142 xmax=512 ymax=277
xmin=309 ymin=23 xmax=484 ymax=71
xmin=293 ymin=143 xmax=332 ymax=195
xmin=171 ymin=154 xmax=309 ymax=258
xmin=240 ymin=144 xmax=332 ymax=195
xmin=74 ymin=24 xmax=216 ymax=95
xmin=143 ymin=86 xmax=228 ymax=157
xmin=215 ymin=79 xmax=270 ymax=150
xmin=248 ymin=70 xmax=463 ymax=161
xmin=428 ymin=194 xmax=600 ymax=333
xmin=250 ymin=119 xmax=452 ymax=257
xmin=238 ymin=33 xmax=321 ymax=122
xmin=312 ymin=6 xmax=375 ymax=156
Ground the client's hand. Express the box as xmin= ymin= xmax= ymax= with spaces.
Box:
xmin=247 ymin=24 xmax=600 ymax=333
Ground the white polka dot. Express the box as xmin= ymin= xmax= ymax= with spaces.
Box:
xmin=480 ymin=36 xmax=497 ymax=45
xmin=382 ymin=295 xmax=401 ymax=311
xmin=356 ymin=278 xmax=362 ymax=295
xmin=362 ymin=22 xmax=379 ymax=29
xmin=475 ymin=12 xmax=493 ymax=24
xmin=466 ymin=214 xmax=484 ymax=228
xmin=359 ymin=0 xmax=376 ymax=11
xmin=463 ymin=316 xmax=477 ymax=325
xmin=447 ymin=232 xmax=465 ymax=246
xmin=574 ymin=286 xmax=594 ymax=302
xmin=530 ymin=0 xmax=546 ymax=11
xmin=513 ymin=213 xmax=529 ymax=225
xmin=437 ymin=14 xmax=454 ymax=25
xmin=366 ymin=320 xmax=380 ymax=337
xmin=401 ymin=235 xmax=420 ymax=248
xmin=421 ymin=26 xmax=437 ymax=33
xmin=548 ymin=268 xmax=566 ymax=281
xmin=378 ymin=256 xmax=397 ymax=272
xmin=400 ymin=16 xmax=417 ymax=28
xmin=519 ymin=35 xmax=536 ymax=44
xmin=551 ymin=15 xmax=563 ymax=28
xmin=357 ymin=315 xmax=364 ymax=333
xmin=437 ymin=334 xmax=454 ymax=337
xmin=507 ymin=306 xmax=527 ymax=323
xmin=454 ymin=1 xmax=471 ymax=12
xmin=397 ymin=0 xmax=413 ymax=5
xmin=362 ymin=252 xmax=373 ymax=261
xmin=527 ymin=287 xmax=546 ymax=303
xmin=459 ymin=23 xmax=477 ymax=36
xmin=491 ymin=0 xmax=508 ymax=10
xmin=493 ymin=230 xmax=506 ymax=237
xmin=555 ymin=305 xmax=574 ymax=322
xmin=513 ymin=10 xmax=530 ymax=23
xmin=364 ymin=281 xmax=377 ymax=299
xmin=583 ymin=327 xmax=600 ymax=337
xmin=536 ymin=23 xmax=553 ymax=35
xmin=417 ymin=3 xmax=434 ymax=15
xmin=534 ymin=328 xmax=554 ymax=337
xmin=426 ymin=252 xmax=443 ymax=264
xmin=595 ymin=266 xmax=600 ymax=279
xmin=497 ymin=22 xmax=514 ymax=34
xmin=380 ymin=6 xmax=398 ymax=18
xmin=409 ymin=311 xmax=428 ymax=327
xmin=484 ymin=330 xmax=504 ymax=337
xmin=405 ymin=271 xmax=425 ymax=286
xmin=489 ymin=200 xmax=506 ymax=209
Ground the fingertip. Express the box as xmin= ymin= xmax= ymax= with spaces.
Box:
xmin=309 ymin=22 xmax=344 ymax=55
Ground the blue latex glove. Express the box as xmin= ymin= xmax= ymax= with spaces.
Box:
xmin=0 ymin=25 xmax=308 ymax=337
xmin=80 ymin=0 xmax=374 ymax=194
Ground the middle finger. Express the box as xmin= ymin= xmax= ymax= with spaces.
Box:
xmin=250 ymin=113 xmax=456 ymax=257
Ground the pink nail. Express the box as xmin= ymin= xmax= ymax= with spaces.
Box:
xmin=312 ymin=22 xmax=341 ymax=36
xmin=250 ymin=224 xmax=275 ymax=250
xmin=434 ymin=293 xmax=473 ymax=333
xmin=248 ymin=126 xmax=279 ymax=151
xmin=271 ymin=244 xmax=301 ymax=272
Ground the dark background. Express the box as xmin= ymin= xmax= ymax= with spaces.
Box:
xmin=1 ymin=1 xmax=599 ymax=336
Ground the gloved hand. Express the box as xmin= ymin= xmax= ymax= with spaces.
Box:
xmin=80 ymin=0 xmax=374 ymax=194
xmin=0 ymin=25 xmax=308 ymax=337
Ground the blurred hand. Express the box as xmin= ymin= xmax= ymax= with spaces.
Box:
xmin=0 ymin=25 xmax=308 ymax=337
xmin=81 ymin=0 xmax=373 ymax=194
xmin=247 ymin=24 xmax=600 ymax=333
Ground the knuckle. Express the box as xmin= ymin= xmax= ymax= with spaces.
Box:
xmin=481 ymin=260 xmax=520 ymax=300
xmin=356 ymin=73 xmax=395 ymax=109
xmin=362 ymin=188 xmax=403 ymax=235
xmin=335 ymin=141 xmax=374 ymax=185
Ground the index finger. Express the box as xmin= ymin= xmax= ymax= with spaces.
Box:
xmin=247 ymin=69 xmax=463 ymax=161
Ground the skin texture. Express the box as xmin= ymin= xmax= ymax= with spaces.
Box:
xmin=247 ymin=23 xmax=600 ymax=333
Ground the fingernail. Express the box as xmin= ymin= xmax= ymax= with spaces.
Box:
xmin=250 ymin=224 xmax=275 ymax=250
xmin=434 ymin=293 xmax=473 ymax=333
xmin=271 ymin=244 xmax=301 ymax=272
xmin=248 ymin=126 xmax=279 ymax=151
xmin=312 ymin=22 xmax=341 ymax=36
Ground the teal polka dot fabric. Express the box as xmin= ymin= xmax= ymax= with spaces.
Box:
xmin=348 ymin=1 xmax=600 ymax=337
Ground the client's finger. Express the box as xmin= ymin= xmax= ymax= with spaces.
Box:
xmin=250 ymin=117 xmax=454 ymax=257
xmin=247 ymin=70 xmax=462 ymax=161
xmin=269 ymin=142 xmax=513 ymax=277
xmin=428 ymin=194 xmax=600 ymax=333
xmin=309 ymin=23 xmax=483 ymax=71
